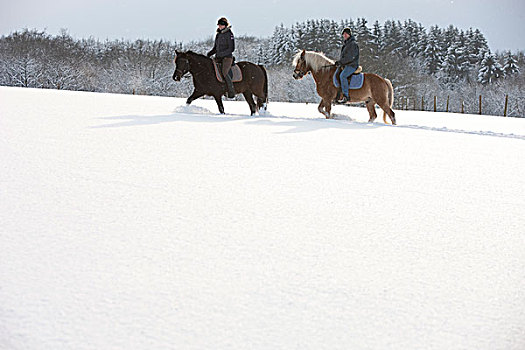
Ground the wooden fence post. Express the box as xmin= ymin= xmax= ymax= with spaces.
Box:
xmin=421 ymin=96 xmax=424 ymax=111
xmin=434 ymin=96 xmax=437 ymax=112
xmin=413 ymin=97 xmax=416 ymax=111
xmin=461 ymin=100 xmax=464 ymax=114
xmin=504 ymin=94 xmax=509 ymax=117
xmin=446 ymin=96 xmax=450 ymax=113
xmin=479 ymin=95 xmax=482 ymax=115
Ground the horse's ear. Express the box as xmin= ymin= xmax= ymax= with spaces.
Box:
xmin=301 ymin=49 xmax=305 ymax=58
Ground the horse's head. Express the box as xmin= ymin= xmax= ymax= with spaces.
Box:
xmin=173 ymin=51 xmax=191 ymax=81
xmin=292 ymin=50 xmax=309 ymax=79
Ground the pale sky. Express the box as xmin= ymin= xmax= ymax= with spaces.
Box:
xmin=1 ymin=0 xmax=523 ymax=52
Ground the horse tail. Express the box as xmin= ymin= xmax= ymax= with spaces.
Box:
xmin=383 ymin=78 xmax=394 ymax=124
xmin=258 ymin=64 xmax=269 ymax=109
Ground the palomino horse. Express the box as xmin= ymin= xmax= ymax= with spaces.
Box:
xmin=173 ymin=50 xmax=268 ymax=115
xmin=292 ymin=50 xmax=396 ymax=124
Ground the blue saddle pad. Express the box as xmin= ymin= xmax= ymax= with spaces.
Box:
xmin=348 ymin=73 xmax=364 ymax=89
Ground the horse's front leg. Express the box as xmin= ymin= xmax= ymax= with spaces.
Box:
xmin=186 ymin=90 xmax=204 ymax=105
xmin=318 ymin=99 xmax=332 ymax=119
xmin=213 ymin=94 xmax=225 ymax=114
xmin=318 ymin=100 xmax=329 ymax=119
xmin=324 ymin=99 xmax=332 ymax=118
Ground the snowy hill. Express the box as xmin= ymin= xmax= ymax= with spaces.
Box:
xmin=1 ymin=86 xmax=524 ymax=349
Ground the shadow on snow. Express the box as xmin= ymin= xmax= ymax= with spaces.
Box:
xmin=91 ymin=109 xmax=525 ymax=140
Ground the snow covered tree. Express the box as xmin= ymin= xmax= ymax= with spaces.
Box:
xmin=478 ymin=53 xmax=504 ymax=84
xmin=441 ymin=41 xmax=469 ymax=82
xmin=443 ymin=25 xmax=460 ymax=53
xmin=466 ymin=28 xmax=490 ymax=65
xmin=502 ymin=51 xmax=520 ymax=76
xmin=355 ymin=18 xmax=373 ymax=67
xmin=269 ymin=24 xmax=294 ymax=65
xmin=424 ymin=26 xmax=443 ymax=75
xmin=370 ymin=21 xmax=383 ymax=58
xmin=322 ymin=20 xmax=341 ymax=58
xmin=382 ymin=20 xmax=403 ymax=55
xmin=402 ymin=20 xmax=425 ymax=58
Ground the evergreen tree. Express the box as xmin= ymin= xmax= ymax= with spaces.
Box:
xmin=466 ymin=28 xmax=490 ymax=65
xmin=355 ymin=18 xmax=373 ymax=67
xmin=325 ymin=20 xmax=341 ymax=57
xmin=503 ymin=51 xmax=520 ymax=76
xmin=441 ymin=40 xmax=469 ymax=82
xmin=415 ymin=24 xmax=428 ymax=57
xmin=370 ymin=20 xmax=383 ymax=58
xmin=269 ymin=24 xmax=294 ymax=65
xmin=383 ymin=20 xmax=403 ymax=54
xmin=292 ymin=22 xmax=307 ymax=52
xmin=403 ymin=19 xmax=424 ymax=58
xmin=443 ymin=25 xmax=459 ymax=52
xmin=478 ymin=52 xmax=504 ymax=84
xmin=424 ymin=26 xmax=443 ymax=75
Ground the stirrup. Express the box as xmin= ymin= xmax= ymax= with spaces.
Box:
xmin=337 ymin=95 xmax=349 ymax=104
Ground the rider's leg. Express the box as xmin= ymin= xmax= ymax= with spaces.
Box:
xmin=339 ymin=65 xmax=357 ymax=98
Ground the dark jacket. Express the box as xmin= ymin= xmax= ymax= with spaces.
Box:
xmin=207 ymin=26 xmax=235 ymax=58
xmin=339 ymin=35 xmax=359 ymax=68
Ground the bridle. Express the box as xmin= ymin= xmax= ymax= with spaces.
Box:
xmin=174 ymin=56 xmax=210 ymax=80
xmin=174 ymin=57 xmax=191 ymax=79
xmin=293 ymin=57 xmax=309 ymax=79
xmin=293 ymin=58 xmax=309 ymax=79
xmin=293 ymin=68 xmax=307 ymax=79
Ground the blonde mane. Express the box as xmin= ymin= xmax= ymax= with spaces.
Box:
xmin=292 ymin=50 xmax=335 ymax=72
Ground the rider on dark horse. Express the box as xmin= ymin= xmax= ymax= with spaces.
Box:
xmin=207 ymin=17 xmax=236 ymax=98
xmin=334 ymin=27 xmax=360 ymax=104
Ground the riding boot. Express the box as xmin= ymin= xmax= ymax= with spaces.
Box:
xmin=338 ymin=94 xmax=349 ymax=104
xmin=224 ymin=74 xmax=235 ymax=98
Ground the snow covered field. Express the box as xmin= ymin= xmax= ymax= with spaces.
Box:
xmin=1 ymin=86 xmax=524 ymax=349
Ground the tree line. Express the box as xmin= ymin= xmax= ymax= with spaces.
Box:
xmin=1 ymin=19 xmax=523 ymax=117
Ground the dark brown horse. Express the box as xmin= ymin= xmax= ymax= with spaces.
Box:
xmin=292 ymin=50 xmax=396 ymax=124
xmin=172 ymin=50 xmax=268 ymax=115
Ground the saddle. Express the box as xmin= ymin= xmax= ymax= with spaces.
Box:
xmin=335 ymin=65 xmax=364 ymax=90
xmin=212 ymin=59 xmax=243 ymax=83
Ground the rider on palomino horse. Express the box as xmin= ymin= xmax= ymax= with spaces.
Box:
xmin=207 ymin=17 xmax=236 ymax=98
xmin=334 ymin=27 xmax=360 ymax=104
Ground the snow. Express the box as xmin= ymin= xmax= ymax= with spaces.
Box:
xmin=1 ymin=86 xmax=524 ymax=349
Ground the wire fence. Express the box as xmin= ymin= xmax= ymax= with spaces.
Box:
xmin=394 ymin=95 xmax=525 ymax=118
